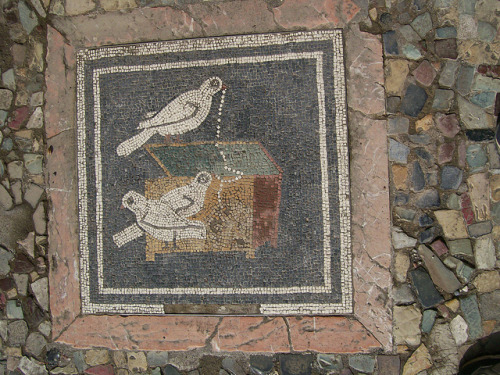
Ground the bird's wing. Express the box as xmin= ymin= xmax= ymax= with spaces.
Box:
xmin=140 ymin=200 xmax=194 ymax=229
xmin=137 ymin=92 xmax=201 ymax=129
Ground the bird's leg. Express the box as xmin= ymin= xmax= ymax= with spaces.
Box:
xmin=173 ymin=231 xmax=177 ymax=250
xmin=175 ymin=135 xmax=181 ymax=143
xmin=164 ymin=134 xmax=172 ymax=144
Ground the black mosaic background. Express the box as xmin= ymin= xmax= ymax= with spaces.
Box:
xmin=82 ymin=38 xmax=345 ymax=306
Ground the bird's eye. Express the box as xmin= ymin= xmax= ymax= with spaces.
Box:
xmin=127 ymin=197 xmax=134 ymax=205
xmin=211 ymin=79 xmax=219 ymax=87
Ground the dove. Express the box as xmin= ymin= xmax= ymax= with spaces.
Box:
xmin=160 ymin=171 xmax=212 ymax=218
xmin=116 ymin=77 xmax=226 ymax=156
xmin=113 ymin=172 xmax=212 ymax=248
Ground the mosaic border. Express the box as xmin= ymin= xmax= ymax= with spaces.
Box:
xmin=76 ymin=30 xmax=352 ymax=315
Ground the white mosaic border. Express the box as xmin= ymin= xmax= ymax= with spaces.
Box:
xmin=76 ymin=31 xmax=352 ymax=315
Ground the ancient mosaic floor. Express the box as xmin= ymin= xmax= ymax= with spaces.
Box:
xmin=77 ymin=31 xmax=351 ymax=315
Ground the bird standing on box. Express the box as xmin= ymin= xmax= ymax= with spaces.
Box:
xmin=116 ymin=77 xmax=227 ymax=156
xmin=112 ymin=171 xmax=212 ymax=247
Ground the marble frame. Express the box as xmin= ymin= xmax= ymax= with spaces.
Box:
xmin=46 ymin=3 xmax=392 ymax=353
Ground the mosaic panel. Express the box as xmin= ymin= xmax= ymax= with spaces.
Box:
xmin=76 ymin=31 xmax=351 ymax=315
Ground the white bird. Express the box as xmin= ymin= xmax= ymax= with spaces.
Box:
xmin=112 ymin=172 xmax=212 ymax=247
xmin=116 ymin=77 xmax=226 ymax=156
xmin=160 ymin=171 xmax=212 ymax=218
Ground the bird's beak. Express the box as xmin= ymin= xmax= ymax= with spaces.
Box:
xmin=120 ymin=204 xmax=125 ymax=209
xmin=221 ymin=84 xmax=228 ymax=90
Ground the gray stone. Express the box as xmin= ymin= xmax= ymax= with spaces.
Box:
xmin=29 ymin=0 xmax=46 ymax=17
xmin=458 ymin=14 xmax=478 ymax=39
xmin=33 ymin=203 xmax=46 ymax=235
xmin=2 ymin=138 xmax=13 ymax=151
xmin=468 ymin=221 xmax=492 ymax=237
xmin=392 ymin=227 xmax=417 ymax=249
xmin=8 ymin=161 xmax=23 ymax=180
xmin=219 ymin=370 xmax=229 ymax=375
xmin=18 ymin=1 xmax=39 ymax=34
xmin=24 ymin=184 xmax=44 ymax=208
xmin=421 ymin=309 xmax=437 ymax=333
xmin=0 ymin=319 xmax=7 ymax=341
xmin=456 ymin=65 xmax=475 ymax=96
xmin=386 ymin=96 xmax=401 ymax=114
xmin=418 ymin=245 xmax=461 ymax=293
xmin=409 ymin=267 xmax=444 ymax=308
xmin=250 ymin=355 xmax=274 ymax=374
xmin=492 ymin=202 xmax=500 ymax=225
xmin=389 ymin=139 xmax=410 ymax=163
xmin=317 ymin=354 xmax=342 ymax=371
xmin=0 ymin=247 xmax=14 ymax=275
xmin=395 ymin=207 xmax=416 ymax=221
xmin=26 ymin=107 xmax=44 ymax=129
xmin=388 ymin=117 xmax=409 ymax=134
xmin=394 ymin=305 xmax=422 ymax=346
xmin=6 ymin=300 xmax=24 ymax=319
xmin=478 ymin=20 xmax=496 ymax=41
xmin=13 ymin=274 xmax=29 ymax=296
xmin=411 ymin=13 xmax=433 ymax=38
xmin=73 ymin=351 xmax=87 ymax=373
xmin=11 ymin=180 xmax=22 ymax=205
xmin=412 ymin=161 xmax=425 ymax=191
xmin=24 ymin=154 xmax=43 ymax=175
xmin=457 ymin=261 xmax=474 ymax=282
xmin=447 ymin=194 xmax=461 ymax=210
xmin=402 ymin=44 xmax=423 ymax=60
xmin=473 ymin=74 xmax=500 ymax=92
xmin=479 ymin=290 xmax=500 ymax=320
xmin=0 ymin=185 xmax=13 ymax=210
xmin=0 ymin=204 xmax=33 ymax=252
xmin=409 ymin=134 xmax=430 ymax=144
xmin=459 ymin=0 xmax=476 ymax=14
xmin=0 ymin=110 xmax=7 ymax=126
xmin=419 ymin=214 xmax=434 ymax=227
xmin=461 ymin=294 xmax=482 ymax=339
xmin=432 ymin=89 xmax=454 ymax=111
xmin=490 ymin=143 xmax=500 ymax=169
xmin=37 ymin=321 xmax=51 ymax=337
xmin=466 ymin=145 xmax=488 ymax=171
xmin=448 ymin=239 xmax=473 ymax=257
xmin=31 ymin=277 xmax=48 ymax=310
xmin=30 ymin=92 xmax=44 ymax=107
xmin=474 ymin=235 xmax=495 ymax=269
xmin=348 ymin=355 xmax=375 ymax=373
xmin=0 ymin=90 xmax=13 ymax=110
xmin=441 ymin=166 xmax=463 ymax=190
xmin=151 ymin=368 xmax=161 ymax=375
xmin=450 ymin=315 xmax=468 ymax=346
xmin=394 ymin=284 xmax=415 ymax=305
xmin=401 ymin=84 xmax=428 ymax=117
xmin=2 ymin=69 xmax=16 ymax=91
xmin=18 ymin=356 xmax=48 ymax=375
xmin=436 ymin=26 xmax=457 ymax=39
xmin=8 ymin=320 xmax=28 ymax=345
xmin=458 ymin=96 xmax=489 ymax=129
xmin=377 ymin=356 xmax=399 ymax=375
xmin=419 ymin=226 xmax=438 ymax=243
xmin=25 ymin=332 xmax=47 ymax=357
xmin=222 ymin=358 xmax=245 ymax=375
xmin=416 ymin=190 xmax=440 ymax=208
xmin=146 ymin=352 xmax=169 ymax=368
xmin=429 ymin=323 xmax=459 ymax=375
xmin=0 ymin=160 xmax=4 ymax=177
xmin=470 ymin=91 xmax=495 ymax=108
xmin=399 ymin=25 xmax=421 ymax=42
xmin=382 ymin=31 xmax=399 ymax=55
xmin=279 ymin=354 xmax=312 ymax=375
xmin=439 ymin=61 xmax=459 ymax=87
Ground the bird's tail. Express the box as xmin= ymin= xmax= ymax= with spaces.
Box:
xmin=116 ymin=128 xmax=156 ymax=156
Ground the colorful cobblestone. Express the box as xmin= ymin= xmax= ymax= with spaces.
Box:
xmin=0 ymin=0 xmax=499 ymax=374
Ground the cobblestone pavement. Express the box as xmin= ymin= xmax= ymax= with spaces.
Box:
xmin=0 ymin=0 xmax=499 ymax=374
